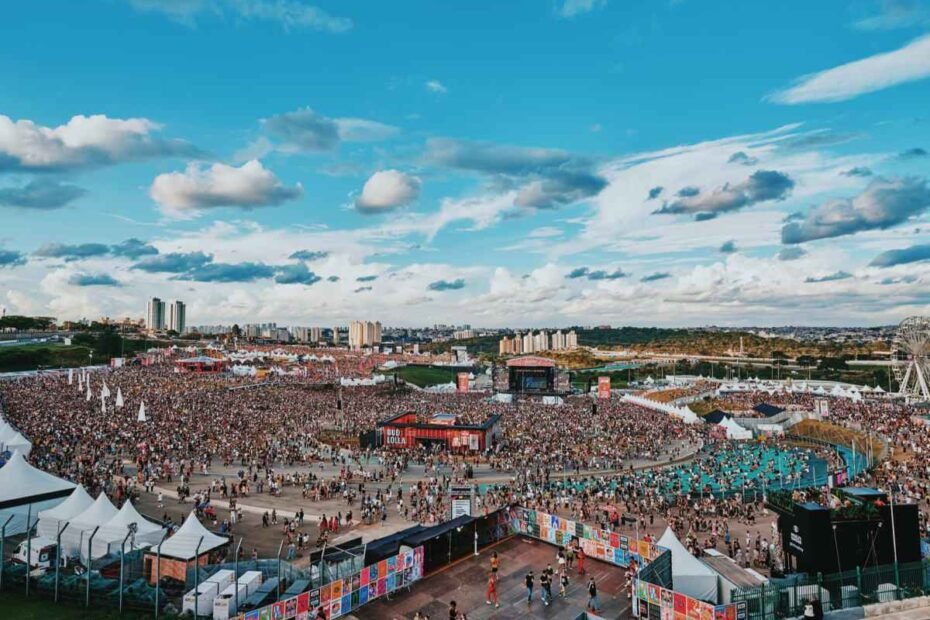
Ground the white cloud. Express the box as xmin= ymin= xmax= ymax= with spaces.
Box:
xmin=558 ymin=0 xmax=607 ymax=18
xmin=425 ymin=80 xmax=448 ymax=94
xmin=150 ymin=160 xmax=302 ymax=216
xmin=769 ymin=34 xmax=930 ymax=104
xmin=0 ymin=114 xmax=195 ymax=171
xmin=127 ymin=0 xmax=352 ymax=32
xmin=355 ymin=170 xmax=421 ymax=213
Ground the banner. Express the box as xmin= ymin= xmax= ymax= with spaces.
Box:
xmin=457 ymin=372 xmax=469 ymax=393
xmin=241 ymin=546 xmax=424 ymax=620
xmin=598 ymin=376 xmax=611 ymax=399
xmin=633 ymin=578 xmax=744 ymax=619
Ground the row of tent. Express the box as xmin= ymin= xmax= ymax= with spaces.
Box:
xmin=720 ymin=381 xmax=886 ymax=398
xmin=0 ymin=419 xmax=32 ymax=457
xmin=622 ymin=394 xmax=701 ymax=424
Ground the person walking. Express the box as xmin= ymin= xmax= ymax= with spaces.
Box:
xmin=560 ymin=569 xmax=569 ymax=598
xmin=587 ymin=577 xmax=600 ymax=613
xmin=577 ymin=546 xmax=586 ymax=575
xmin=486 ymin=572 xmax=499 ymax=608
xmin=540 ymin=568 xmax=551 ymax=606
xmin=525 ymin=570 xmax=535 ymax=605
xmin=490 ymin=551 xmax=499 ymax=575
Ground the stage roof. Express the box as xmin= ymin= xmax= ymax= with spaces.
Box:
xmin=505 ymin=356 xmax=556 ymax=368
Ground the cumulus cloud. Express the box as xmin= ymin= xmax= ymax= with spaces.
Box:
xmin=425 ymin=80 xmax=448 ymax=94
xmin=132 ymin=251 xmax=212 ymax=273
xmin=719 ymin=240 xmax=737 ymax=254
xmin=34 ymin=242 xmax=110 ymax=262
xmin=353 ymin=286 xmax=372 ymax=293
xmin=805 ymin=271 xmax=853 ymax=283
xmin=69 ymin=273 xmax=122 ymax=287
xmin=728 ymin=151 xmax=758 ymax=166
xmin=641 ymin=272 xmax=671 ymax=282
xmin=0 ymin=114 xmax=197 ymax=172
xmin=898 ymin=147 xmax=928 ymax=160
xmin=0 ymin=179 xmax=86 ymax=209
xmin=654 ymin=170 xmax=794 ymax=218
xmin=424 ymin=137 xmax=606 ymax=210
xmin=869 ymin=243 xmax=930 ymax=267
xmin=355 ymin=170 xmax=421 ymax=213
xmin=110 ymin=238 xmax=159 ymax=259
xmin=126 ymin=0 xmax=353 ymax=33
xmin=0 ymin=249 xmax=26 ymax=268
xmin=781 ymin=176 xmax=930 ymax=243
xmin=566 ymin=267 xmax=590 ymax=279
xmin=150 ymin=160 xmax=302 ymax=215
xmin=566 ymin=266 xmax=625 ymax=280
xmin=274 ymin=263 xmax=321 ymax=285
xmin=777 ymin=246 xmax=807 ymax=261
xmin=842 ymin=166 xmax=873 ymax=177
xmin=289 ymin=249 xmax=329 ymax=261
xmin=768 ymin=34 xmax=930 ymax=103
xmin=261 ymin=107 xmax=397 ymax=153
xmin=647 ymin=186 xmax=663 ymax=200
xmin=356 ymin=275 xmax=378 ymax=282
xmin=428 ymin=278 xmax=465 ymax=291
xmin=558 ymin=0 xmax=607 ymax=18
xmin=176 ymin=261 xmax=276 ymax=283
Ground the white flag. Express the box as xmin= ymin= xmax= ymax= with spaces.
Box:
xmin=102 ymin=382 xmax=111 ymax=399
xmin=86 ymin=382 xmax=92 ymax=401
xmin=101 ymin=399 xmax=106 ymax=414
xmin=68 ymin=368 xmax=73 ymax=385
xmin=115 ymin=387 xmax=124 ymax=409
xmin=137 ymin=401 xmax=147 ymax=422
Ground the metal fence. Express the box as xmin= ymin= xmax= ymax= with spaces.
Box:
xmin=731 ymin=559 xmax=930 ymax=619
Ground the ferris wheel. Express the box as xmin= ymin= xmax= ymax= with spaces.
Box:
xmin=892 ymin=316 xmax=930 ymax=402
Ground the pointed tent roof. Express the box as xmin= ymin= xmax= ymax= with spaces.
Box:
xmin=99 ymin=500 xmax=163 ymax=538
xmin=154 ymin=511 xmax=229 ymax=560
xmin=704 ymin=409 xmax=731 ymax=425
xmin=656 ymin=527 xmax=718 ymax=602
xmin=70 ymin=492 xmax=119 ymax=529
xmin=0 ymin=450 xmax=76 ymax=509
xmin=38 ymin=484 xmax=93 ymax=522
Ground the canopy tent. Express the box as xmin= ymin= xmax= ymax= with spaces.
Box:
xmin=92 ymin=500 xmax=165 ymax=558
xmin=154 ymin=511 xmax=229 ymax=560
xmin=752 ymin=403 xmax=784 ymax=418
xmin=0 ymin=450 xmax=76 ymax=535
xmin=719 ymin=417 xmax=752 ymax=440
xmin=704 ymin=410 xmax=731 ymax=425
xmin=60 ymin=492 xmax=119 ymax=557
xmin=36 ymin=484 xmax=93 ymax=539
xmin=656 ymin=527 xmax=718 ymax=603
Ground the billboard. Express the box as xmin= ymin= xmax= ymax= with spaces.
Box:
xmin=457 ymin=372 xmax=469 ymax=393
xmin=814 ymin=398 xmax=830 ymax=417
xmin=597 ymin=376 xmax=611 ymax=399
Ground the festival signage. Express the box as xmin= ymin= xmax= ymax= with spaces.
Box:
xmin=239 ymin=546 xmax=424 ymax=620
xmin=598 ymin=376 xmax=611 ymax=399
xmin=632 ymin=578 xmax=744 ymax=620
xmin=510 ymin=508 xmax=662 ymax=569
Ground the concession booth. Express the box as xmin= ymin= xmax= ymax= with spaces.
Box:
xmin=377 ymin=412 xmax=501 ymax=452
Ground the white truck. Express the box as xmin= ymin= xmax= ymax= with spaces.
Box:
xmin=12 ymin=537 xmax=68 ymax=571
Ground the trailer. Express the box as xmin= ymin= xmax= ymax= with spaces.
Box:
xmin=240 ymin=577 xmax=279 ymax=611
xmin=213 ymin=571 xmax=263 ymax=619
xmin=182 ymin=569 xmax=235 ymax=616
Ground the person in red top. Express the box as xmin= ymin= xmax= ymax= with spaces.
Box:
xmin=486 ymin=572 xmax=499 ymax=608
xmin=577 ymin=546 xmax=586 ymax=575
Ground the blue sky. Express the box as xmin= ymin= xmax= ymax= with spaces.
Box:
xmin=1 ymin=0 xmax=929 ymax=327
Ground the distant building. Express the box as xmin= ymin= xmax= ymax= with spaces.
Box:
xmin=498 ymin=329 xmax=578 ymax=355
xmin=349 ymin=320 xmax=382 ymax=349
xmin=332 ymin=326 xmax=340 ymax=345
xmin=145 ymin=297 xmax=165 ymax=331
xmin=168 ymin=300 xmax=186 ymax=334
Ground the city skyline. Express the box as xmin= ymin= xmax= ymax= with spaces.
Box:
xmin=1 ymin=1 xmax=929 ymax=327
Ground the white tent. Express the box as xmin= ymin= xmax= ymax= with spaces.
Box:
xmin=93 ymin=500 xmax=165 ymax=557
xmin=0 ymin=450 xmax=76 ymax=535
xmin=154 ymin=511 xmax=229 ymax=560
xmin=657 ymin=527 xmax=718 ymax=603
xmin=101 ymin=382 xmax=111 ymax=400
xmin=3 ymin=431 xmax=32 ymax=457
xmin=61 ymin=493 xmax=119 ymax=557
xmin=719 ymin=417 xmax=752 ymax=440
xmin=0 ymin=423 xmax=18 ymax=450
xmin=37 ymin=484 xmax=94 ymax=539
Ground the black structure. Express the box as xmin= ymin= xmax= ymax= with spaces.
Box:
xmin=769 ymin=488 xmax=921 ymax=575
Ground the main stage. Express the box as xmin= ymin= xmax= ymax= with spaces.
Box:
xmin=493 ymin=355 xmax=571 ymax=395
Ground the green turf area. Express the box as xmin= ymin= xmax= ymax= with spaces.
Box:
xmin=0 ymin=344 xmax=97 ymax=372
xmin=386 ymin=364 xmax=462 ymax=387
xmin=0 ymin=592 xmax=166 ymax=619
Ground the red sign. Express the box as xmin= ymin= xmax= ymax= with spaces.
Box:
xmin=457 ymin=372 xmax=469 ymax=393
xmin=598 ymin=376 xmax=611 ymax=399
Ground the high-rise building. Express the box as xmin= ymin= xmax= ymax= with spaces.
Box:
xmin=145 ymin=297 xmax=166 ymax=331
xmin=168 ymin=300 xmax=186 ymax=334
xmin=332 ymin=327 xmax=340 ymax=345
xmin=565 ymin=330 xmax=578 ymax=349
xmin=349 ymin=320 xmax=382 ymax=349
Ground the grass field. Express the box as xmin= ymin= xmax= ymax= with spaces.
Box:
xmin=0 ymin=344 xmax=96 ymax=373
xmin=386 ymin=364 xmax=461 ymax=387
